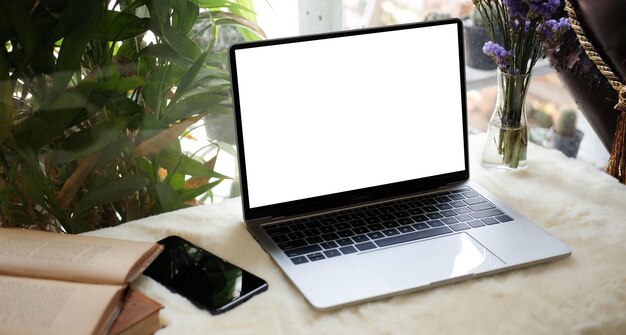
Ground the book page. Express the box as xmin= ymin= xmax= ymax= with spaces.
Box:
xmin=0 ymin=229 xmax=162 ymax=285
xmin=0 ymin=275 xmax=124 ymax=335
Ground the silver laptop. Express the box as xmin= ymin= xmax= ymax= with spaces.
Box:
xmin=228 ymin=18 xmax=571 ymax=310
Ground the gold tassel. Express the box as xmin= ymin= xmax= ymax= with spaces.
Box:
xmin=607 ymin=86 xmax=626 ymax=183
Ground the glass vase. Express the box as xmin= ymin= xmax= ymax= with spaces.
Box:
xmin=481 ymin=70 xmax=531 ymax=169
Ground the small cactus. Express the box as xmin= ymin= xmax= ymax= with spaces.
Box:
xmin=470 ymin=8 xmax=485 ymax=26
xmin=470 ymin=4 xmax=499 ymax=27
xmin=529 ymin=107 xmax=554 ymax=129
xmin=555 ymin=108 xmax=578 ymax=136
xmin=424 ymin=12 xmax=451 ymax=22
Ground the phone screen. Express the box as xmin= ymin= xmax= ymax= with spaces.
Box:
xmin=144 ymin=236 xmax=268 ymax=314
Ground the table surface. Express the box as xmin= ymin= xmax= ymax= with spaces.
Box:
xmin=87 ymin=134 xmax=626 ymax=335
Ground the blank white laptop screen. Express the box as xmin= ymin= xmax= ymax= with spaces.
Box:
xmin=234 ymin=23 xmax=465 ymax=209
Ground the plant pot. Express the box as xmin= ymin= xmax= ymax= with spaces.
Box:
xmin=551 ymin=128 xmax=584 ymax=158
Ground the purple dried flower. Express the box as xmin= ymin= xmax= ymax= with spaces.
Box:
xmin=513 ymin=19 xmax=531 ymax=33
xmin=538 ymin=17 xmax=570 ymax=42
xmin=483 ymin=41 xmax=512 ymax=70
xmin=503 ymin=0 xmax=527 ymax=18
xmin=528 ymin=0 xmax=561 ymax=19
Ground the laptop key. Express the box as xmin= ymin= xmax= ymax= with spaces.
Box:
xmin=454 ymin=207 xmax=472 ymax=214
xmin=398 ymin=226 xmax=415 ymax=233
xmin=411 ymin=223 xmax=430 ymax=230
xmin=353 ymin=226 xmax=369 ymax=234
xmin=442 ymin=217 xmax=459 ymax=225
xmin=355 ymin=242 xmax=377 ymax=251
xmin=288 ymin=231 xmax=305 ymax=240
xmin=272 ymin=235 xmax=290 ymax=243
xmin=427 ymin=219 xmax=444 ymax=227
xmin=426 ymin=213 xmax=444 ymax=220
xmin=382 ymin=228 xmax=400 ymax=236
xmin=320 ymin=241 xmax=339 ymax=249
xmin=470 ymin=208 xmax=504 ymax=219
xmin=441 ymin=210 xmax=457 ymax=217
xmin=337 ymin=230 xmax=355 ymax=238
xmin=367 ymin=223 xmax=384 ymax=231
xmin=278 ymin=239 xmax=308 ymax=250
xmin=336 ymin=238 xmax=354 ymax=246
xmin=285 ymin=245 xmax=322 ymax=257
xmin=266 ymin=227 xmax=291 ymax=236
xmin=496 ymin=215 xmax=513 ymax=222
xmin=462 ymin=191 xmax=480 ymax=198
xmin=352 ymin=235 xmax=370 ymax=243
xmin=464 ymin=196 xmax=486 ymax=205
xmin=321 ymin=233 xmax=340 ymax=241
xmin=375 ymin=226 xmax=453 ymax=247
xmin=449 ymin=194 xmax=465 ymax=200
xmin=334 ymin=222 xmax=352 ymax=231
xmin=305 ymin=236 xmax=324 ymax=244
xmin=396 ymin=218 xmax=414 ymax=225
xmin=307 ymin=253 xmax=326 ymax=261
xmin=455 ymin=214 xmax=473 ymax=222
xmin=291 ymin=256 xmax=309 ymax=265
xmin=382 ymin=221 xmax=400 ymax=229
xmin=323 ymin=249 xmax=342 ymax=258
xmin=435 ymin=203 xmax=453 ymax=210
xmin=467 ymin=220 xmax=485 ymax=228
xmin=482 ymin=217 xmax=499 ymax=225
xmin=339 ymin=246 xmax=358 ymax=254
xmin=449 ymin=223 xmax=471 ymax=231
xmin=411 ymin=214 xmax=429 ymax=222
xmin=468 ymin=202 xmax=495 ymax=212
xmin=319 ymin=225 xmax=336 ymax=233
xmin=422 ymin=205 xmax=438 ymax=213
xmin=367 ymin=232 xmax=385 ymax=240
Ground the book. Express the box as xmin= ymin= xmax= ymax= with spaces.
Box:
xmin=0 ymin=228 xmax=163 ymax=335
xmin=108 ymin=290 xmax=163 ymax=335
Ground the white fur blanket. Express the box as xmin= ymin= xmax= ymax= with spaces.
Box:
xmin=87 ymin=135 xmax=626 ymax=335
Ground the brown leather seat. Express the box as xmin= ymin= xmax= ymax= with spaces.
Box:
xmin=548 ymin=0 xmax=625 ymax=152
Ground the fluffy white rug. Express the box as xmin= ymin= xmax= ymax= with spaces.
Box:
xmin=87 ymin=135 xmax=626 ymax=335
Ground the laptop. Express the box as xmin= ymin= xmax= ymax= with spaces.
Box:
xmin=228 ymin=18 xmax=571 ymax=310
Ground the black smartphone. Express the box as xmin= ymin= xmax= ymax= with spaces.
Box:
xmin=144 ymin=236 xmax=268 ymax=315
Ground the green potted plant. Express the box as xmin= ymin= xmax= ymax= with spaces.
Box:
xmin=551 ymin=108 xmax=584 ymax=158
xmin=0 ymin=0 xmax=264 ymax=233
xmin=463 ymin=6 xmax=500 ymax=70
xmin=528 ymin=104 xmax=555 ymax=146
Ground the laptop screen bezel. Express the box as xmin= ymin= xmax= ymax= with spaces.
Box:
xmin=229 ymin=18 xmax=469 ymax=222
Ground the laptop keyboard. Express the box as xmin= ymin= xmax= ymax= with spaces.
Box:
xmin=262 ymin=187 xmax=513 ymax=265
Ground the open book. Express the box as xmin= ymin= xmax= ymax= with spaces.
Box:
xmin=0 ymin=228 xmax=163 ymax=335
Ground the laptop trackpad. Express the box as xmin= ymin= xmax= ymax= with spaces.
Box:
xmin=358 ymin=233 xmax=505 ymax=289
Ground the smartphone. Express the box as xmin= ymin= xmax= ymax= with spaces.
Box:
xmin=144 ymin=236 xmax=268 ymax=315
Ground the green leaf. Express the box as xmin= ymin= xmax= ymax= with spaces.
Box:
xmin=74 ymin=176 xmax=150 ymax=217
xmin=195 ymin=0 xmax=256 ymax=15
xmin=167 ymin=49 xmax=210 ymax=108
xmin=153 ymin=182 xmax=185 ymax=212
xmin=172 ymin=0 xmax=200 ymax=35
xmin=137 ymin=44 xmax=194 ymax=66
xmin=160 ymin=149 xmax=230 ymax=179
xmin=19 ymin=160 xmax=49 ymax=209
xmin=179 ymin=179 xmax=223 ymax=201
xmin=18 ymin=87 xmax=91 ymax=148
xmin=78 ymin=76 xmax=147 ymax=93
xmin=147 ymin=0 xmax=172 ymax=35
xmin=162 ymin=24 xmax=201 ymax=61
xmin=164 ymin=93 xmax=225 ymax=123
xmin=0 ymin=49 xmax=12 ymax=145
xmin=49 ymin=117 xmax=132 ymax=163
xmin=212 ymin=9 xmax=265 ymax=40
xmin=48 ymin=0 xmax=104 ymax=104
xmin=94 ymin=10 xmax=150 ymax=41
